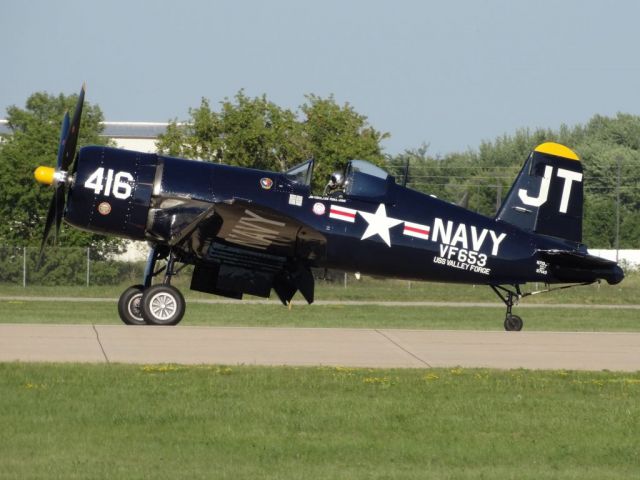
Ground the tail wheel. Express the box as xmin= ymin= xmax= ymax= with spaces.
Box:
xmin=141 ymin=285 xmax=186 ymax=326
xmin=504 ymin=314 xmax=523 ymax=332
xmin=117 ymin=285 xmax=146 ymax=325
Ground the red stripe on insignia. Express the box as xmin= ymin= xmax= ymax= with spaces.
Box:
xmin=404 ymin=225 xmax=430 ymax=235
xmin=329 ymin=205 xmax=357 ymax=221
xmin=331 ymin=209 xmax=356 ymax=219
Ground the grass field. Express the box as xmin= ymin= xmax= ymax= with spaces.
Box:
xmin=1 ymin=270 xmax=638 ymax=304
xmin=1 ymin=299 xmax=639 ymax=331
xmin=1 ymin=272 xmax=637 ymax=330
xmin=2 ymin=277 xmax=638 ymax=478
xmin=1 ymin=363 xmax=638 ymax=479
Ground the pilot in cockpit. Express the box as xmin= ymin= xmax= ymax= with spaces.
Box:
xmin=323 ymin=171 xmax=345 ymax=198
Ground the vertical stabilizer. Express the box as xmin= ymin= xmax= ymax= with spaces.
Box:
xmin=495 ymin=142 xmax=583 ymax=243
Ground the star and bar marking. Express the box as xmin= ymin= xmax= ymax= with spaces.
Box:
xmin=358 ymin=204 xmax=403 ymax=247
xmin=329 ymin=202 xmax=430 ymax=247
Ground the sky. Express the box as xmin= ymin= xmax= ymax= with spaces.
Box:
xmin=2 ymin=0 xmax=640 ymax=156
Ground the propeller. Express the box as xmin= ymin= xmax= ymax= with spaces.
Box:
xmin=34 ymin=85 xmax=85 ymax=262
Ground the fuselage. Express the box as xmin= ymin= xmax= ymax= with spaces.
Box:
xmin=35 ymin=87 xmax=623 ymax=327
xmin=65 ymin=146 xmax=619 ymax=287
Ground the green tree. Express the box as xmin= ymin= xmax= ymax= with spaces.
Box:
xmin=0 ymin=91 xmax=123 ymax=256
xmin=300 ymin=94 xmax=388 ymax=189
xmin=157 ymin=92 xmax=307 ymax=170
xmin=156 ymin=91 xmax=389 ymax=191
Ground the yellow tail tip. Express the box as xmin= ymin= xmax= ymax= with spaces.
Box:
xmin=34 ymin=166 xmax=55 ymax=185
xmin=534 ymin=142 xmax=580 ymax=161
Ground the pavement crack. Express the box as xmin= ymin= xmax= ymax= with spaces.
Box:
xmin=92 ymin=325 xmax=110 ymax=364
xmin=375 ymin=329 xmax=432 ymax=367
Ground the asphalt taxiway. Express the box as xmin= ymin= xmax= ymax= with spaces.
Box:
xmin=1 ymin=324 xmax=639 ymax=371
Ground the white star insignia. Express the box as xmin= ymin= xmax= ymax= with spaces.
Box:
xmin=358 ymin=204 xmax=403 ymax=247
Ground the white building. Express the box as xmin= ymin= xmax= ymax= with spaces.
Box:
xmin=0 ymin=119 xmax=168 ymax=152
xmin=101 ymin=121 xmax=168 ymax=152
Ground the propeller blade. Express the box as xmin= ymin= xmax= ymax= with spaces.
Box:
xmin=61 ymin=84 xmax=85 ymax=171
xmin=38 ymin=190 xmax=58 ymax=263
xmin=71 ymin=148 xmax=80 ymax=175
xmin=37 ymin=184 xmax=66 ymax=267
xmin=53 ymin=183 xmax=65 ymax=241
xmin=56 ymin=112 xmax=70 ymax=170
xmin=37 ymin=85 xmax=86 ymax=268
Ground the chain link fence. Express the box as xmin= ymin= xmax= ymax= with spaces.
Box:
xmin=0 ymin=246 xmax=144 ymax=287
xmin=3 ymin=245 xmax=637 ymax=290
xmin=0 ymin=246 xmax=359 ymax=289
xmin=0 ymin=249 xmax=377 ymax=294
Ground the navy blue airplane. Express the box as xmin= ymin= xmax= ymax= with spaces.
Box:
xmin=35 ymin=87 xmax=624 ymax=330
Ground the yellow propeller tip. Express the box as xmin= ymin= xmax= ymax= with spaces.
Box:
xmin=34 ymin=166 xmax=55 ymax=185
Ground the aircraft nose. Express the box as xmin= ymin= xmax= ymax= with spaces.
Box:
xmin=34 ymin=166 xmax=56 ymax=186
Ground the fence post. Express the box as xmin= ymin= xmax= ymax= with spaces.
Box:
xmin=86 ymin=247 xmax=90 ymax=287
xmin=615 ymin=155 xmax=621 ymax=263
xmin=343 ymin=272 xmax=347 ymax=289
xmin=23 ymin=246 xmax=27 ymax=288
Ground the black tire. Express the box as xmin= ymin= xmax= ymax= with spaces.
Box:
xmin=504 ymin=314 xmax=523 ymax=332
xmin=141 ymin=284 xmax=186 ymax=326
xmin=117 ymin=285 xmax=146 ymax=325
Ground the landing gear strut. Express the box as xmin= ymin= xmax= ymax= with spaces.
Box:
xmin=491 ymin=285 xmax=524 ymax=332
xmin=117 ymin=247 xmax=187 ymax=326
xmin=488 ymin=281 xmax=596 ymax=331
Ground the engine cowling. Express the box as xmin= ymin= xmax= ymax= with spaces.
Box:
xmin=65 ymin=146 xmax=158 ymax=240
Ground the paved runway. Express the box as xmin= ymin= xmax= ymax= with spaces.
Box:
xmin=1 ymin=324 xmax=639 ymax=371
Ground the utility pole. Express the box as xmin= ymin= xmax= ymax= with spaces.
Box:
xmin=495 ymin=183 xmax=503 ymax=213
xmin=615 ymin=155 xmax=621 ymax=263
xmin=402 ymin=157 xmax=409 ymax=187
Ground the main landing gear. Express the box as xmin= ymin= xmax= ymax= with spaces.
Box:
xmin=490 ymin=285 xmax=524 ymax=332
xmin=118 ymin=248 xmax=186 ymax=326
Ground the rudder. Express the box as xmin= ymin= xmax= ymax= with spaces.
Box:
xmin=495 ymin=142 xmax=583 ymax=243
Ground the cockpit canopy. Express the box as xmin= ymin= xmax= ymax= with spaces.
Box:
xmin=343 ymin=160 xmax=394 ymax=201
xmin=284 ymin=158 xmax=395 ymax=202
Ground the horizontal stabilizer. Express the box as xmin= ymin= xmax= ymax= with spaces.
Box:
xmin=537 ymin=249 xmax=624 ymax=285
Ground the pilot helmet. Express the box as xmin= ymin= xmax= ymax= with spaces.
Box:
xmin=330 ymin=172 xmax=344 ymax=187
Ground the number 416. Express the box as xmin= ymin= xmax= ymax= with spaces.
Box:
xmin=84 ymin=168 xmax=134 ymax=199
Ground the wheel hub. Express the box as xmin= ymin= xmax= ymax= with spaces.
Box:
xmin=149 ymin=293 xmax=177 ymax=320
xmin=128 ymin=294 xmax=143 ymax=319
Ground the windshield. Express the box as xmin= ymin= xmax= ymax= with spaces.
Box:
xmin=284 ymin=159 xmax=314 ymax=186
